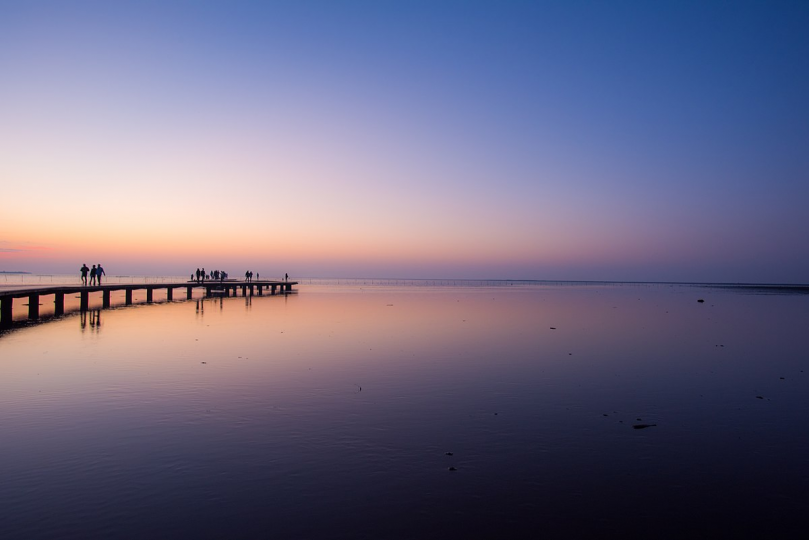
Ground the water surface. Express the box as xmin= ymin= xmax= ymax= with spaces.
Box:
xmin=1 ymin=283 xmax=808 ymax=538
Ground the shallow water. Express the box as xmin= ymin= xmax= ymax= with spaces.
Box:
xmin=1 ymin=283 xmax=808 ymax=538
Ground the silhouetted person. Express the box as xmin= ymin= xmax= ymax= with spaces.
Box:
xmin=201 ymin=268 xmax=205 ymax=283
xmin=245 ymin=270 xmax=250 ymax=282
xmin=256 ymin=272 xmax=259 ymax=280
xmin=97 ymin=264 xmax=105 ymax=285
xmin=80 ymin=263 xmax=90 ymax=285
xmin=285 ymin=273 xmax=288 ymax=282
xmin=90 ymin=265 xmax=97 ymax=286
xmin=196 ymin=268 xmax=201 ymax=283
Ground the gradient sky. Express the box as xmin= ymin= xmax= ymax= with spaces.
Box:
xmin=1 ymin=0 xmax=808 ymax=282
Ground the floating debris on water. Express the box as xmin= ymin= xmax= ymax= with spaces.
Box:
xmin=632 ymin=424 xmax=657 ymax=429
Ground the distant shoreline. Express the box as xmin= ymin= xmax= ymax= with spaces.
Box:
xmin=0 ymin=271 xmax=31 ymax=274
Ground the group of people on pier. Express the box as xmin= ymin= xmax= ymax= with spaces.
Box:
xmin=194 ymin=268 xmax=230 ymax=283
xmin=80 ymin=263 xmax=106 ymax=286
xmin=192 ymin=268 xmax=289 ymax=283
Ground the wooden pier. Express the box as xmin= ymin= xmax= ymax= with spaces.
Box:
xmin=0 ymin=280 xmax=297 ymax=328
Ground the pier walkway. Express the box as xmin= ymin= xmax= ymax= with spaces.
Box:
xmin=0 ymin=280 xmax=297 ymax=328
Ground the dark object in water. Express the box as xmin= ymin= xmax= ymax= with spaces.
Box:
xmin=756 ymin=395 xmax=764 ymax=399
xmin=697 ymin=299 xmax=705 ymax=303
xmin=550 ymin=327 xmax=556 ymax=330
xmin=448 ymin=467 xmax=457 ymax=471
xmin=632 ymin=424 xmax=657 ymax=429
xmin=445 ymin=452 xmax=453 ymax=456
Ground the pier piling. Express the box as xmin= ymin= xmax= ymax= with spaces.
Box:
xmin=28 ymin=294 xmax=40 ymax=319
xmin=1 ymin=297 xmax=12 ymax=327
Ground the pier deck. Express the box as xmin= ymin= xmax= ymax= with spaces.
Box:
xmin=0 ymin=280 xmax=297 ymax=328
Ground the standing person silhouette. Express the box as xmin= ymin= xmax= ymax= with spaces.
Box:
xmin=80 ymin=263 xmax=90 ymax=285
xmin=89 ymin=265 xmax=97 ymax=286
xmin=97 ymin=264 xmax=105 ymax=285
xmin=285 ymin=273 xmax=288 ymax=282
xmin=196 ymin=268 xmax=201 ymax=283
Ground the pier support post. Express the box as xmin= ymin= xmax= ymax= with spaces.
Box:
xmin=55 ymin=293 xmax=65 ymax=315
xmin=258 ymin=285 xmax=263 ymax=296
xmin=81 ymin=291 xmax=89 ymax=311
xmin=103 ymin=290 xmax=111 ymax=308
xmin=125 ymin=290 xmax=133 ymax=305
xmin=146 ymin=289 xmax=153 ymax=303
xmin=271 ymin=284 xmax=277 ymax=295
xmin=1 ymin=297 xmax=12 ymax=327
xmin=241 ymin=285 xmax=246 ymax=296
xmin=167 ymin=288 xmax=173 ymax=301
xmin=28 ymin=294 xmax=39 ymax=319
xmin=187 ymin=287 xmax=192 ymax=299
xmin=206 ymin=286 xmax=211 ymax=297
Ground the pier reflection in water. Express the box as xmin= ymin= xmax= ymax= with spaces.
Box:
xmin=0 ymin=284 xmax=808 ymax=539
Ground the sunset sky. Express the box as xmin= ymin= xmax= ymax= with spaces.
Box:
xmin=2 ymin=1 xmax=808 ymax=282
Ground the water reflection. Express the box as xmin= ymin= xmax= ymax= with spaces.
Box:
xmin=0 ymin=285 xmax=807 ymax=539
xmin=80 ymin=309 xmax=102 ymax=333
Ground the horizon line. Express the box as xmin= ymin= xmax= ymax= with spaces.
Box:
xmin=2 ymin=272 xmax=807 ymax=288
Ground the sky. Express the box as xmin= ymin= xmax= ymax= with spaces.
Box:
xmin=1 ymin=0 xmax=808 ymax=283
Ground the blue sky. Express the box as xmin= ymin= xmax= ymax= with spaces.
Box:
xmin=1 ymin=1 xmax=808 ymax=282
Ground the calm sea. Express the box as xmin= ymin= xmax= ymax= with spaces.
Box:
xmin=1 ymin=279 xmax=808 ymax=538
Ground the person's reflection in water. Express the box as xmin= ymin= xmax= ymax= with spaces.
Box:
xmin=219 ymin=297 xmax=223 ymax=311
xmin=80 ymin=310 xmax=87 ymax=331
xmin=90 ymin=310 xmax=101 ymax=332
xmin=196 ymin=299 xmax=203 ymax=317
xmin=245 ymin=295 xmax=251 ymax=309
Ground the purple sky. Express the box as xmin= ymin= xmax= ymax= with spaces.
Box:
xmin=1 ymin=1 xmax=808 ymax=282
